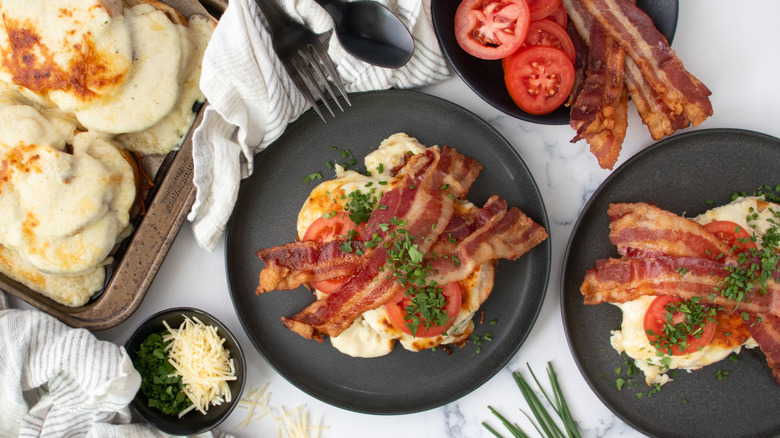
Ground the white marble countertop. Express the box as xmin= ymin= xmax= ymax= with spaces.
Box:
xmin=9 ymin=1 xmax=780 ymax=437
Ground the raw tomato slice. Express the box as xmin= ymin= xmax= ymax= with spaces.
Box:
xmin=454 ymin=0 xmax=531 ymax=60
xmin=524 ymin=19 xmax=576 ymax=62
xmin=503 ymin=45 xmax=575 ymax=115
xmin=703 ymin=220 xmax=757 ymax=253
xmin=544 ymin=2 xmax=568 ymax=28
xmin=385 ymin=282 xmax=462 ymax=338
xmin=644 ymin=296 xmax=717 ymax=356
xmin=526 ymin=0 xmax=561 ymax=21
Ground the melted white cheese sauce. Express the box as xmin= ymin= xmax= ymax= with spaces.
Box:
xmin=0 ymin=128 xmax=136 ymax=274
xmin=115 ymin=15 xmax=214 ymax=154
xmin=0 ymin=0 xmax=133 ymax=106
xmin=74 ymin=4 xmax=183 ymax=134
xmin=610 ymin=197 xmax=773 ymax=385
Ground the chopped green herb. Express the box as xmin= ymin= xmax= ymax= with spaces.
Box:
xmin=344 ymin=189 xmax=378 ymax=225
xmin=302 ymin=172 xmax=323 ymax=183
xmin=133 ymin=331 xmax=192 ymax=416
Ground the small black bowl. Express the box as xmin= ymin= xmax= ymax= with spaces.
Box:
xmin=430 ymin=0 xmax=679 ymax=125
xmin=124 ymin=307 xmax=245 ymax=435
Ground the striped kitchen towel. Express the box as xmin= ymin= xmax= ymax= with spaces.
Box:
xmin=187 ymin=0 xmax=451 ymax=251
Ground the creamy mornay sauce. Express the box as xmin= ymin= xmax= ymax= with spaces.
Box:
xmin=0 ymin=126 xmax=135 ymax=274
xmin=116 ymin=15 xmax=214 ymax=154
xmin=75 ymin=4 xmax=183 ymax=134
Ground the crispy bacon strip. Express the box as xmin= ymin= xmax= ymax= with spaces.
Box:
xmin=257 ymin=195 xmax=510 ymax=293
xmin=623 ymin=57 xmax=689 ymax=140
xmin=608 ymin=202 xmax=737 ymax=263
xmin=256 ymin=197 xmax=491 ymax=292
xmin=565 ymin=20 xmax=588 ymax=108
xmin=281 ymin=146 xmax=481 ymax=340
xmin=430 ymin=196 xmax=548 ymax=283
xmin=581 ymin=0 xmax=713 ymax=126
xmin=746 ymin=315 xmax=780 ymax=385
xmin=569 ymin=20 xmax=628 ymax=170
xmin=255 ymin=241 xmax=366 ymax=293
xmin=580 ymin=256 xmax=780 ymax=318
xmin=563 ymin=0 xmax=691 ymax=142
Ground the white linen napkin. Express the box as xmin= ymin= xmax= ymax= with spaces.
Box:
xmin=187 ymin=0 xmax=451 ymax=251
xmin=0 ymin=307 xmax=232 ymax=437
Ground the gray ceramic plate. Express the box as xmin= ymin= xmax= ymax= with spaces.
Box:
xmin=431 ymin=0 xmax=679 ymax=125
xmin=562 ymin=128 xmax=780 ymax=438
xmin=225 ymin=90 xmax=551 ymax=414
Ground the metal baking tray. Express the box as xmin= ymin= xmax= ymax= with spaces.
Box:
xmin=0 ymin=0 xmax=227 ymax=330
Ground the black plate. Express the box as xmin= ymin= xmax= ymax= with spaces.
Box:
xmin=431 ymin=0 xmax=679 ymax=125
xmin=562 ymin=128 xmax=780 ymax=438
xmin=225 ymin=90 xmax=551 ymax=414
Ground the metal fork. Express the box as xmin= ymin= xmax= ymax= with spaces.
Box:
xmin=254 ymin=0 xmax=351 ymax=122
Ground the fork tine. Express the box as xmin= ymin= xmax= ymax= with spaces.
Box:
xmin=292 ymin=51 xmax=335 ymax=117
xmin=302 ymin=45 xmax=343 ymax=112
xmin=311 ymin=40 xmax=351 ymax=107
xmin=280 ymin=57 xmax=326 ymax=122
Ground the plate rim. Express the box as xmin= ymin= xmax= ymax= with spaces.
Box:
xmin=224 ymin=89 xmax=552 ymax=414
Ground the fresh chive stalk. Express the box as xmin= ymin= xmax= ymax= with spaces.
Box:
xmin=483 ymin=362 xmax=581 ymax=438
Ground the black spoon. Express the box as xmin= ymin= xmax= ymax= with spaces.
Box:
xmin=313 ymin=0 xmax=415 ymax=68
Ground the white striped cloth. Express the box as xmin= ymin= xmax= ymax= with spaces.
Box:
xmin=187 ymin=0 xmax=451 ymax=251
xmin=0 ymin=307 xmax=232 ymax=437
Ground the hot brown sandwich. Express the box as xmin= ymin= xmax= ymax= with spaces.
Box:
xmin=0 ymin=0 xmax=214 ymax=306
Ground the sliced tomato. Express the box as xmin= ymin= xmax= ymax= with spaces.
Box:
xmin=385 ymin=282 xmax=462 ymax=338
xmin=703 ymin=220 xmax=757 ymax=253
xmin=523 ymin=19 xmax=575 ymax=62
xmin=526 ymin=0 xmax=561 ymax=21
xmin=502 ymin=45 xmax=575 ymax=115
xmin=544 ymin=2 xmax=568 ymax=29
xmin=644 ymin=296 xmax=717 ymax=356
xmin=454 ymin=0 xmax=531 ymax=60
xmin=302 ymin=212 xmax=365 ymax=294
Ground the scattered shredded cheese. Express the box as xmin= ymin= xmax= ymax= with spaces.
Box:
xmin=162 ymin=315 xmax=236 ymax=417
xmin=235 ymin=383 xmax=327 ymax=438
xmin=236 ymin=383 xmax=272 ymax=428
xmin=274 ymin=405 xmax=325 ymax=438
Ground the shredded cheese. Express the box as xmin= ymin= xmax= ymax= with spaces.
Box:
xmin=274 ymin=405 xmax=325 ymax=438
xmin=235 ymin=383 xmax=327 ymax=438
xmin=162 ymin=315 xmax=236 ymax=417
xmin=236 ymin=383 xmax=272 ymax=428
